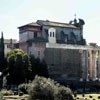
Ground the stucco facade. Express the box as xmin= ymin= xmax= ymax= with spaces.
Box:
xmin=18 ymin=19 xmax=86 ymax=60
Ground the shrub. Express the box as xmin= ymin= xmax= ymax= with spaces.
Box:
xmin=28 ymin=76 xmax=55 ymax=100
xmin=0 ymin=92 xmax=3 ymax=100
xmin=18 ymin=83 xmax=29 ymax=94
xmin=54 ymin=86 xmax=73 ymax=100
xmin=0 ymin=89 xmax=14 ymax=96
xmin=28 ymin=76 xmax=73 ymax=100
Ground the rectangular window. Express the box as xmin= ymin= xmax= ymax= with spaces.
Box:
xmin=75 ymin=35 xmax=78 ymax=41
xmin=28 ymin=41 xmax=32 ymax=46
xmin=28 ymin=31 xmax=34 ymax=39
xmin=34 ymin=32 xmax=37 ymax=38
xmin=53 ymin=32 xmax=54 ymax=37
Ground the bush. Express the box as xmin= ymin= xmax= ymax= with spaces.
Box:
xmin=54 ymin=86 xmax=73 ymax=100
xmin=28 ymin=76 xmax=55 ymax=100
xmin=0 ymin=89 xmax=14 ymax=96
xmin=28 ymin=76 xmax=73 ymax=100
xmin=0 ymin=92 xmax=3 ymax=100
xmin=18 ymin=83 xmax=29 ymax=94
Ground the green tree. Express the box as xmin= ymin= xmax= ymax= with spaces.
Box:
xmin=0 ymin=32 xmax=4 ymax=71
xmin=28 ymin=76 xmax=73 ymax=100
xmin=5 ymin=49 xmax=32 ymax=85
xmin=30 ymin=55 xmax=48 ymax=80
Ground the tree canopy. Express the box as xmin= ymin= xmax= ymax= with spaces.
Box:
xmin=5 ymin=49 xmax=32 ymax=85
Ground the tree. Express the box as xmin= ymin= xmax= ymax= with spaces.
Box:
xmin=5 ymin=49 xmax=32 ymax=85
xmin=30 ymin=55 xmax=48 ymax=80
xmin=0 ymin=32 xmax=4 ymax=71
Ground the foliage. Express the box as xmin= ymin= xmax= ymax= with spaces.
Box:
xmin=28 ymin=76 xmax=73 ymax=100
xmin=5 ymin=49 xmax=32 ymax=85
xmin=0 ymin=32 xmax=4 ymax=72
xmin=18 ymin=83 xmax=29 ymax=94
xmin=0 ymin=89 xmax=14 ymax=96
xmin=0 ymin=89 xmax=14 ymax=100
xmin=55 ymin=86 xmax=73 ymax=100
xmin=0 ymin=92 xmax=3 ymax=100
xmin=30 ymin=55 xmax=48 ymax=79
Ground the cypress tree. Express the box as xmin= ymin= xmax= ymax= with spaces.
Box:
xmin=0 ymin=32 xmax=4 ymax=71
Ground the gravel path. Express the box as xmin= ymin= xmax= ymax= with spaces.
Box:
xmin=3 ymin=95 xmax=29 ymax=100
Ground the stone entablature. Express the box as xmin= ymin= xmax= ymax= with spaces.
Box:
xmin=45 ymin=43 xmax=100 ymax=81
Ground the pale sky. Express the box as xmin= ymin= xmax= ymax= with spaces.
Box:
xmin=0 ymin=0 xmax=100 ymax=45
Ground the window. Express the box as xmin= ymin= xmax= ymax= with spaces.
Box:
xmin=53 ymin=32 xmax=55 ymax=37
xmin=28 ymin=40 xmax=32 ymax=46
xmin=61 ymin=31 xmax=64 ymax=40
xmin=50 ymin=32 xmax=52 ymax=37
xmin=64 ymin=35 xmax=68 ymax=43
xmin=50 ymin=32 xmax=55 ymax=37
xmin=34 ymin=32 xmax=37 ymax=38
xmin=28 ymin=31 xmax=34 ymax=39
xmin=75 ymin=35 xmax=78 ymax=40
xmin=49 ymin=28 xmax=56 ymax=38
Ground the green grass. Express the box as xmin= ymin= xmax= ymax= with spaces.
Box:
xmin=74 ymin=94 xmax=100 ymax=100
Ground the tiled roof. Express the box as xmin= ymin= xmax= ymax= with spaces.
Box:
xmin=18 ymin=22 xmax=40 ymax=28
xmin=37 ymin=20 xmax=79 ymax=29
xmin=28 ymin=22 xmax=40 ymax=26
xmin=18 ymin=20 xmax=80 ymax=29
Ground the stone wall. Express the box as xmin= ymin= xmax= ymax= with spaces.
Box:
xmin=44 ymin=48 xmax=81 ymax=81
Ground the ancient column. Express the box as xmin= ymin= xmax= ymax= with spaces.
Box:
xmin=81 ymin=50 xmax=88 ymax=80
xmin=88 ymin=49 xmax=92 ymax=80
xmin=97 ymin=51 xmax=100 ymax=80
xmin=92 ymin=50 xmax=97 ymax=81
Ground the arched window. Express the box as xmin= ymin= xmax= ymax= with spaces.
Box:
xmin=48 ymin=28 xmax=56 ymax=43
xmin=50 ymin=32 xmax=52 ymax=37
xmin=60 ymin=31 xmax=64 ymax=40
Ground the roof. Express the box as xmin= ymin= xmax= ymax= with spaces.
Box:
xmin=37 ymin=20 xmax=79 ymax=29
xmin=18 ymin=20 xmax=80 ymax=29
xmin=4 ymin=39 xmax=17 ymax=44
xmin=18 ymin=22 xmax=40 ymax=28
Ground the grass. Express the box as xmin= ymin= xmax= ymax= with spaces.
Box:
xmin=74 ymin=94 xmax=100 ymax=100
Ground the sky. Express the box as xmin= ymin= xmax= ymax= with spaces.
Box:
xmin=0 ymin=0 xmax=100 ymax=45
